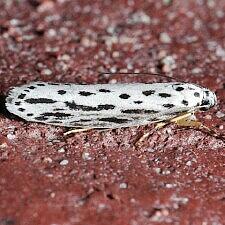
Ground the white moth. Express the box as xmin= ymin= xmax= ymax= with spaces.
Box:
xmin=6 ymin=82 xmax=217 ymax=129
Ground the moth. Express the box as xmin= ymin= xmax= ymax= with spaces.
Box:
xmin=5 ymin=81 xmax=217 ymax=131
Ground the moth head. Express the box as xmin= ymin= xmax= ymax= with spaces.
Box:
xmin=200 ymin=88 xmax=217 ymax=111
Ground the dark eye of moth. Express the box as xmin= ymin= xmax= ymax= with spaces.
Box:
xmin=194 ymin=92 xmax=200 ymax=97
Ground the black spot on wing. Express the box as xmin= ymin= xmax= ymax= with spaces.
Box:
xmin=134 ymin=101 xmax=143 ymax=104
xmin=18 ymin=108 xmax=25 ymax=112
xmin=35 ymin=116 xmax=48 ymax=121
xmin=121 ymin=109 xmax=159 ymax=114
xmin=173 ymin=83 xmax=188 ymax=91
xmin=163 ymin=104 xmax=175 ymax=108
xmin=121 ymin=109 xmax=143 ymax=114
xmin=119 ymin=94 xmax=130 ymax=99
xmin=80 ymin=113 xmax=99 ymax=117
xmin=99 ymin=89 xmax=111 ymax=93
xmin=79 ymin=91 xmax=95 ymax=96
xmin=58 ymin=90 xmax=67 ymax=95
xmin=158 ymin=93 xmax=171 ymax=98
xmin=25 ymin=98 xmax=57 ymax=104
xmin=175 ymin=87 xmax=184 ymax=91
xmin=182 ymin=100 xmax=189 ymax=106
xmin=99 ymin=117 xmax=129 ymax=124
xmin=28 ymin=86 xmax=36 ymax=89
xmin=142 ymin=90 xmax=155 ymax=96
xmin=80 ymin=119 xmax=92 ymax=122
xmin=48 ymin=120 xmax=63 ymax=124
xmin=27 ymin=113 xmax=34 ymax=116
xmin=175 ymin=86 xmax=184 ymax=91
xmin=18 ymin=94 xmax=26 ymax=99
xmin=145 ymin=110 xmax=159 ymax=114
xmin=65 ymin=101 xmax=115 ymax=111
xmin=24 ymin=90 xmax=30 ymax=92
xmin=98 ymin=104 xmax=115 ymax=110
xmin=48 ymin=83 xmax=59 ymax=86
xmin=41 ymin=112 xmax=72 ymax=117
xmin=36 ymin=83 xmax=46 ymax=86
xmin=15 ymin=102 xmax=21 ymax=106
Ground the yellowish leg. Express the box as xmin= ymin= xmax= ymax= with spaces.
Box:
xmin=155 ymin=112 xmax=202 ymax=128
xmin=64 ymin=128 xmax=93 ymax=136
xmin=137 ymin=132 xmax=151 ymax=143
xmin=171 ymin=113 xmax=224 ymax=140
xmin=136 ymin=113 xmax=194 ymax=144
xmin=155 ymin=121 xmax=168 ymax=129
xmin=137 ymin=112 xmax=224 ymax=144
xmin=177 ymin=119 xmax=212 ymax=131
xmin=170 ymin=112 xmax=212 ymax=131
xmin=175 ymin=117 xmax=202 ymax=128
xmin=170 ymin=112 xmax=193 ymax=123
xmin=155 ymin=112 xmax=193 ymax=129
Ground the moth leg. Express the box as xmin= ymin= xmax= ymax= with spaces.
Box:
xmin=155 ymin=122 xmax=168 ymax=129
xmin=96 ymin=128 xmax=112 ymax=132
xmin=176 ymin=118 xmax=212 ymax=132
xmin=170 ymin=112 xmax=204 ymax=128
xmin=155 ymin=112 xmax=196 ymax=129
xmin=171 ymin=113 xmax=224 ymax=140
xmin=170 ymin=112 xmax=212 ymax=132
xmin=137 ymin=132 xmax=151 ymax=143
xmin=136 ymin=122 xmax=165 ymax=144
xmin=175 ymin=117 xmax=202 ymax=128
xmin=64 ymin=128 xmax=93 ymax=136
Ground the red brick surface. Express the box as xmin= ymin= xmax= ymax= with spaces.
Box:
xmin=0 ymin=1 xmax=225 ymax=224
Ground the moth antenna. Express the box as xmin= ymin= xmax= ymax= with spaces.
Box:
xmin=99 ymin=72 xmax=179 ymax=81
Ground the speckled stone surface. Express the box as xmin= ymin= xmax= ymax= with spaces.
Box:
xmin=0 ymin=1 xmax=225 ymax=224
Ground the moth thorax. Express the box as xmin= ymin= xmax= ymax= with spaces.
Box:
xmin=200 ymin=89 xmax=217 ymax=111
